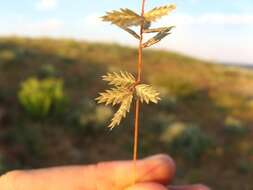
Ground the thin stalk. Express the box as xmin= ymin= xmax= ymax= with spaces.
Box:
xmin=133 ymin=0 xmax=146 ymax=184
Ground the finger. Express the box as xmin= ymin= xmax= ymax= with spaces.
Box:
xmin=126 ymin=182 xmax=167 ymax=190
xmin=95 ymin=154 xmax=176 ymax=188
xmin=0 ymin=154 xmax=175 ymax=190
xmin=0 ymin=166 xmax=97 ymax=190
xmin=169 ymin=184 xmax=210 ymax=190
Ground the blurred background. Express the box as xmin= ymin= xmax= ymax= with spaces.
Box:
xmin=0 ymin=0 xmax=253 ymax=189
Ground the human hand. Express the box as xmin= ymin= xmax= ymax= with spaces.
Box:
xmin=0 ymin=154 xmax=209 ymax=190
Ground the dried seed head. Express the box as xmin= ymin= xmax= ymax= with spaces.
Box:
xmin=108 ymin=93 xmax=133 ymax=129
xmin=96 ymin=87 xmax=131 ymax=106
xmin=135 ymin=84 xmax=161 ymax=104
xmin=102 ymin=71 xmax=136 ymax=88
xmin=144 ymin=4 xmax=176 ymax=22
xmin=101 ymin=8 xmax=143 ymax=27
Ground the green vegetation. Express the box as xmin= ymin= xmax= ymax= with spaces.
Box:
xmin=224 ymin=116 xmax=247 ymax=136
xmin=0 ymin=37 xmax=253 ymax=189
xmin=162 ymin=123 xmax=213 ymax=162
xmin=18 ymin=77 xmax=66 ymax=118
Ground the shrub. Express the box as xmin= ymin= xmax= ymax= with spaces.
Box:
xmin=159 ymin=96 xmax=177 ymax=110
xmin=69 ymin=99 xmax=113 ymax=131
xmin=78 ymin=105 xmax=113 ymax=128
xmin=237 ymin=160 xmax=253 ymax=174
xmin=18 ymin=77 xmax=67 ymax=118
xmin=161 ymin=122 xmax=186 ymax=143
xmin=38 ymin=64 xmax=58 ymax=77
xmin=162 ymin=123 xmax=213 ymax=161
xmin=94 ymin=106 xmax=113 ymax=125
xmin=0 ymin=154 xmax=6 ymax=173
xmin=224 ymin=116 xmax=247 ymax=136
xmin=0 ymin=50 xmax=16 ymax=63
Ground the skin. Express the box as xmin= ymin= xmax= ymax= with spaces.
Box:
xmin=0 ymin=154 xmax=210 ymax=190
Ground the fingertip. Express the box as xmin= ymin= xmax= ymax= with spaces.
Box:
xmin=94 ymin=154 xmax=176 ymax=188
xmin=144 ymin=154 xmax=176 ymax=171
xmin=156 ymin=154 xmax=176 ymax=175
xmin=169 ymin=184 xmax=211 ymax=190
xmin=126 ymin=182 xmax=167 ymax=190
xmin=144 ymin=154 xmax=172 ymax=160
xmin=192 ymin=184 xmax=211 ymax=190
xmin=141 ymin=154 xmax=176 ymax=184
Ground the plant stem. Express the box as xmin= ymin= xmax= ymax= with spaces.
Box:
xmin=133 ymin=0 xmax=146 ymax=184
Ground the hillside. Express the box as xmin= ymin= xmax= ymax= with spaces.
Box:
xmin=0 ymin=37 xmax=253 ymax=189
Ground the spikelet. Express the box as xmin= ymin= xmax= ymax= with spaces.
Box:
xmin=142 ymin=27 xmax=172 ymax=48
xmin=102 ymin=8 xmax=143 ymax=27
xmin=108 ymin=94 xmax=133 ymax=129
xmin=102 ymin=71 xmax=136 ymax=88
xmin=144 ymin=4 xmax=176 ymax=22
xmin=143 ymin=26 xmax=174 ymax=33
xmin=96 ymin=87 xmax=130 ymax=106
xmin=135 ymin=84 xmax=161 ymax=104
xmin=120 ymin=27 xmax=140 ymax=40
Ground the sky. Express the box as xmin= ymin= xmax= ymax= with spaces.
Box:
xmin=0 ymin=0 xmax=253 ymax=64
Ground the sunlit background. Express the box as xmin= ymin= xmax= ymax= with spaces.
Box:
xmin=0 ymin=1 xmax=253 ymax=190
xmin=1 ymin=0 xmax=253 ymax=64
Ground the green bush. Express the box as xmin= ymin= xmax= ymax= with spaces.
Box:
xmin=0 ymin=154 xmax=7 ymax=173
xmin=224 ymin=116 xmax=247 ymax=136
xmin=0 ymin=50 xmax=16 ymax=63
xmin=38 ymin=64 xmax=58 ymax=77
xmin=161 ymin=122 xmax=186 ymax=143
xmin=18 ymin=77 xmax=67 ymax=118
xmin=159 ymin=97 xmax=177 ymax=110
xmin=79 ymin=105 xmax=113 ymax=128
xmin=68 ymin=99 xmax=113 ymax=131
xmin=225 ymin=116 xmax=243 ymax=128
xmin=237 ymin=160 xmax=253 ymax=174
xmin=162 ymin=123 xmax=213 ymax=161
